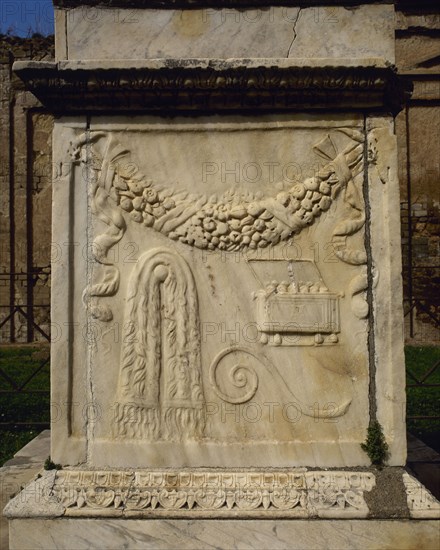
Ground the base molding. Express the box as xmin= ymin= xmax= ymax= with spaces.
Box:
xmin=4 ymin=468 xmax=379 ymax=519
xmin=4 ymin=468 xmax=439 ymax=548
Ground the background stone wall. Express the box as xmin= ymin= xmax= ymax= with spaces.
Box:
xmin=0 ymin=5 xmax=439 ymax=343
xmin=0 ymin=35 xmax=54 ymax=342
xmin=395 ymin=7 xmax=440 ymax=343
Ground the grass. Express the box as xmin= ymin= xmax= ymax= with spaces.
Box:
xmin=0 ymin=344 xmax=439 ymax=465
xmin=405 ymin=345 xmax=440 ymax=450
xmin=0 ymin=345 xmax=50 ymax=465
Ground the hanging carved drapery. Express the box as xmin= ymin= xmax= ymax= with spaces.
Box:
xmin=114 ymin=248 xmax=205 ymax=440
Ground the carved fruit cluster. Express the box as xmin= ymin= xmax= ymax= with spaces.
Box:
xmin=169 ymin=193 xmax=281 ymax=250
xmin=112 ymin=173 xmax=341 ymax=253
xmin=106 ymin=136 xmax=360 ymax=252
xmin=111 ymin=168 xmax=175 ymax=226
xmin=167 ymin=172 xmax=337 ymax=251
xmin=260 ymin=280 xmax=330 ymax=295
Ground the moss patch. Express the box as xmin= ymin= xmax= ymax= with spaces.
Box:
xmin=361 ymin=420 xmax=389 ymax=466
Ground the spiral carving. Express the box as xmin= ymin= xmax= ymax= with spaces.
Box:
xmin=209 ymin=348 xmax=260 ymax=404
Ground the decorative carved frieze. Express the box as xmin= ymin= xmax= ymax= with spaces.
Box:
xmin=49 ymin=469 xmax=375 ymax=518
xmin=53 ymin=1 xmax=390 ymax=8
xmin=13 ymin=60 xmax=411 ymax=114
xmin=402 ymin=472 xmax=440 ymax=519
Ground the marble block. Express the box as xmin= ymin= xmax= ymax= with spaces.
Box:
xmin=42 ymin=112 xmax=406 ymax=469
xmin=7 ymin=1 xmax=435 ymax=548
xmin=5 ymin=517 xmax=440 ymax=550
xmin=54 ymin=4 xmax=395 ymax=62
xmin=3 ymin=468 xmax=439 ymax=520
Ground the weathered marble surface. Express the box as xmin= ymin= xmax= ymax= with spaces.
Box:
xmin=3 ymin=468 xmax=376 ymax=519
xmin=367 ymin=117 xmax=407 ymax=465
xmin=7 ymin=4 xmax=422 ymax=548
xmin=13 ymin=58 xmax=408 ymax=114
xmin=403 ymin=472 xmax=440 ymax=519
xmin=49 ymin=113 xmax=387 ymax=468
xmin=8 ymin=518 xmax=440 ymax=550
xmin=55 ymin=5 xmax=395 ymax=62
xmin=0 ymin=431 xmax=50 ymax=550
xmin=0 ymin=467 xmax=41 ymax=550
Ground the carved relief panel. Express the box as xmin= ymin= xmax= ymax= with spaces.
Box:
xmin=54 ymin=114 xmax=374 ymax=467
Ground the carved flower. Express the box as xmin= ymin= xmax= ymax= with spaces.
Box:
xmin=319 ymin=181 xmax=331 ymax=195
xmin=304 ymin=177 xmax=319 ymax=191
xmin=368 ymin=145 xmax=378 ymax=164
xmin=143 ymin=188 xmax=159 ymax=204
xmin=191 ymin=225 xmax=206 ymax=240
xmin=203 ymin=217 xmax=216 ymax=232
xmin=291 ymin=183 xmax=306 ymax=200
xmin=301 ymin=198 xmax=313 ymax=211
xmin=127 ymin=180 xmax=145 ymax=194
xmin=253 ymin=219 xmax=266 ymax=231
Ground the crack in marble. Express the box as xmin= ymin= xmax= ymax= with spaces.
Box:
xmin=287 ymin=8 xmax=302 ymax=58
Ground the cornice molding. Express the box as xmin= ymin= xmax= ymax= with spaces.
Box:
xmin=53 ymin=1 xmax=393 ymax=9
xmin=13 ymin=59 xmax=412 ymax=115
